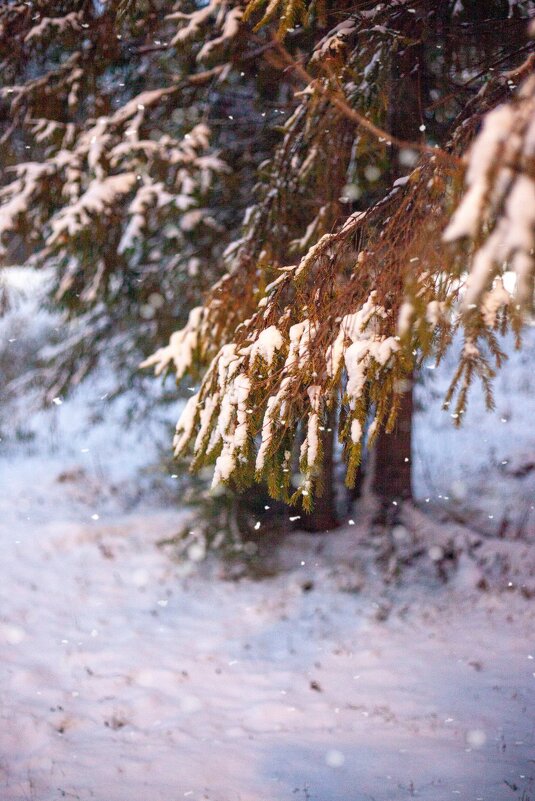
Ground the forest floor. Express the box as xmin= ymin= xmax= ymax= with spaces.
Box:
xmin=1 ymin=278 xmax=535 ymax=801
xmin=1 ymin=451 xmax=534 ymax=801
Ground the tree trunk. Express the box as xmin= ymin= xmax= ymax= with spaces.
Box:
xmin=372 ymin=380 xmax=413 ymax=504
xmin=371 ymin=8 xmax=425 ymax=514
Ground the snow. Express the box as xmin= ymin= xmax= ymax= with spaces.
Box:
xmin=118 ymin=181 xmax=176 ymax=254
xmin=0 ymin=69 xmax=223 ymax=286
xmin=300 ymin=410 xmax=319 ymax=469
xmin=248 ymin=325 xmax=284 ymax=366
xmin=425 ymin=299 xmax=446 ymax=327
xmin=444 ymin=104 xmax=516 ymax=243
xmin=301 ymin=385 xmax=322 ymax=470
xmin=341 ymin=294 xmax=398 ymax=410
xmin=0 ymin=163 xmax=55 ymax=248
xmin=350 ymin=418 xmax=362 ymax=443
xmin=47 ymin=173 xmax=138 ymax=243
xmin=314 ymin=18 xmax=357 ymax=59
xmin=1 ymin=467 xmax=534 ymax=800
xmin=23 ymin=12 xmax=82 ymax=43
xmin=197 ymin=7 xmax=242 ymax=61
xmin=256 ymin=395 xmax=277 ymax=472
xmin=173 ymin=392 xmax=200 ymax=454
xmin=169 ymin=0 xmax=220 ymax=44
xmin=1 ymin=290 xmax=535 ymax=801
xmin=168 ymin=0 xmax=242 ymax=59
xmin=211 ymin=350 xmax=250 ymax=487
xmin=141 ymin=306 xmax=206 ymax=379
xmin=444 ymin=75 xmax=535 ymax=311
xmin=108 ymin=88 xmax=177 ymax=128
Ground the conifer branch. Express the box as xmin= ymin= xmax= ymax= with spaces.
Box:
xmin=272 ymin=41 xmax=461 ymax=167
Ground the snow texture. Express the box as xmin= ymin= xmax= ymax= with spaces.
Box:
xmin=1 ymin=282 xmax=535 ymax=801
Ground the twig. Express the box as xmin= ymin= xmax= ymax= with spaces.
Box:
xmin=272 ymin=40 xmax=461 ymax=167
xmin=426 ymin=47 xmax=535 ymax=112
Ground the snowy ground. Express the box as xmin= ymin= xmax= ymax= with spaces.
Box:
xmin=1 ymin=463 xmax=534 ymax=801
xmin=1 ymin=280 xmax=535 ymax=801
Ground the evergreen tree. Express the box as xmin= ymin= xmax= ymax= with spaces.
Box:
xmin=0 ymin=0 xmax=273 ymax=399
xmin=1 ymin=0 xmax=534 ymax=530
xmin=143 ymin=1 xmax=535 ymax=517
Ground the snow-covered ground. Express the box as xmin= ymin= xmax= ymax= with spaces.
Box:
xmin=1 ymin=278 xmax=535 ymax=801
xmin=1 ymin=463 xmax=534 ymax=801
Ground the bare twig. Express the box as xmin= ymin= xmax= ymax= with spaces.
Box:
xmin=272 ymin=40 xmax=461 ymax=167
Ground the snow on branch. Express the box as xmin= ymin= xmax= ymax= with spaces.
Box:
xmin=444 ymin=72 xmax=535 ymax=312
xmin=168 ymin=0 xmax=242 ymax=61
xmin=0 ymin=82 xmax=225 ymax=281
xmin=47 ymin=173 xmax=138 ymax=244
xmin=140 ymin=306 xmax=210 ymax=379
xmin=24 ymin=12 xmax=82 ymax=43
xmin=0 ymin=163 xmax=56 ymax=251
xmin=144 ymin=222 xmax=405 ymax=503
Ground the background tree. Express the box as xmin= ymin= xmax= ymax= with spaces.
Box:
xmin=0 ymin=0 xmax=279 ymax=400
xmin=0 ymin=0 xmax=314 ymax=543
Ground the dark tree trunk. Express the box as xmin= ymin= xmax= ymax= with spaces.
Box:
xmin=371 ymin=7 xmax=425 ymax=513
xmin=372 ymin=380 xmax=413 ymax=504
